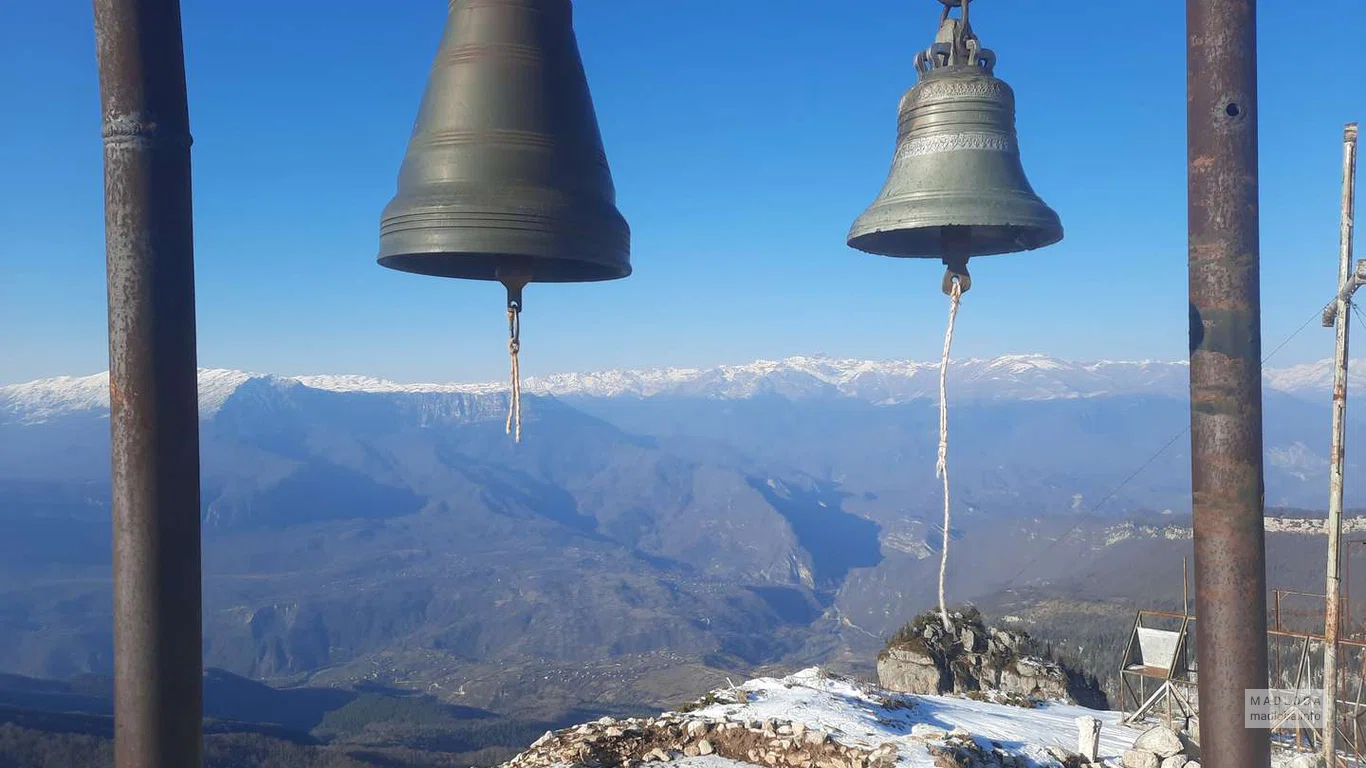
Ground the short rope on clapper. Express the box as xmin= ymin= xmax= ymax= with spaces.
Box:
xmin=506 ymin=303 xmax=522 ymax=443
xmin=935 ymin=275 xmax=964 ymax=632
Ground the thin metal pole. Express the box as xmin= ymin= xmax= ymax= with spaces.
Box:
xmin=1186 ymin=1 xmax=1270 ymax=766
xmin=1324 ymin=121 xmax=1360 ymax=768
xmin=92 ymin=2 xmax=204 ymax=767
xmin=1183 ymin=555 xmax=1190 ymax=617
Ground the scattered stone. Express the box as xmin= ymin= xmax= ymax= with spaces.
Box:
xmin=1160 ymin=755 xmax=1189 ymax=768
xmin=1123 ymin=749 xmax=1161 ymax=768
xmin=1133 ymin=725 xmax=1185 ymax=758
xmin=497 ymin=710 xmax=896 ymax=768
xmin=1076 ymin=714 xmax=1102 ymax=762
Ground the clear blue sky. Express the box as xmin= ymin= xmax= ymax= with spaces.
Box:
xmin=1 ymin=1 xmax=1363 ymax=385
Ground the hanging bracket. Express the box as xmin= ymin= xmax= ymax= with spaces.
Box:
xmin=497 ymin=260 xmax=534 ymax=312
xmin=942 ymin=255 xmax=971 ymax=295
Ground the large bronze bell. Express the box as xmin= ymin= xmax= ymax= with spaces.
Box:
xmin=848 ymin=0 xmax=1061 ymax=289
xmin=378 ymin=0 xmax=630 ymax=284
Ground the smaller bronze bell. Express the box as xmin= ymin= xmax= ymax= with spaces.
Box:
xmin=848 ymin=0 xmax=1062 ymax=285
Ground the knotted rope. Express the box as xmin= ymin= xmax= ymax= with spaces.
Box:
xmin=936 ymin=276 xmax=963 ymax=632
xmin=506 ymin=304 xmax=522 ymax=443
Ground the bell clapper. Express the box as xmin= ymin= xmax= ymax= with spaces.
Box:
xmin=497 ymin=264 xmax=534 ymax=443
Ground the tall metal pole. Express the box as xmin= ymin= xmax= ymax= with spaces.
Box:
xmin=1323 ymin=121 xmax=1359 ymax=768
xmin=1186 ymin=1 xmax=1270 ymax=766
xmin=93 ymin=2 xmax=204 ymax=767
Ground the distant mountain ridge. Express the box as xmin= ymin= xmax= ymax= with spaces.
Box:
xmin=3 ymin=353 xmax=1358 ymax=425
xmin=2 ymin=350 xmax=1364 ymax=724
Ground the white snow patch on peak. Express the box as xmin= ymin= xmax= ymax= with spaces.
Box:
xmin=0 ymin=369 xmax=260 ymax=424
xmin=1264 ymin=358 xmax=1366 ymax=393
xmin=683 ymin=666 xmax=1148 ymax=766
xmin=291 ymin=374 xmax=504 ymax=396
xmin=1 ymin=353 xmax=1355 ymax=423
xmin=197 ymin=369 xmax=257 ymax=415
xmin=0 ymin=372 xmax=110 ymax=423
xmin=670 ymin=666 xmax=1314 ymax=766
xmin=0 ymin=368 xmax=515 ymax=425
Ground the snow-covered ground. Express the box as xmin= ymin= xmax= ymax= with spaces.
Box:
xmin=510 ymin=666 xmax=1321 ymax=766
xmin=685 ymin=667 xmax=1145 ymax=766
xmin=677 ymin=667 xmax=1311 ymax=767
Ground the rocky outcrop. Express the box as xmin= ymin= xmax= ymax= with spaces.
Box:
xmin=877 ymin=646 xmax=948 ymax=695
xmin=500 ymin=711 xmax=900 ymax=768
xmin=498 ymin=708 xmax=1071 ymax=768
xmin=877 ymin=609 xmax=1072 ymax=704
xmin=498 ymin=665 xmax=1142 ymax=768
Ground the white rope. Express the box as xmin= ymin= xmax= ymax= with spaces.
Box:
xmin=936 ymin=278 xmax=963 ymax=632
xmin=506 ymin=306 xmax=522 ymax=443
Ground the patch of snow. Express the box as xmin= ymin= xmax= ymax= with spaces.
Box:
xmin=197 ymin=369 xmax=256 ymax=415
xmin=292 ymin=373 xmax=504 ymax=396
xmin=1267 ymin=442 xmax=1325 ymax=476
xmin=688 ymin=667 xmax=1147 ymax=766
xmin=1264 ymin=359 xmax=1366 ymax=393
xmin=0 ymin=372 xmax=110 ymax=423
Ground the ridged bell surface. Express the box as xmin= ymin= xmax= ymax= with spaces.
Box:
xmin=379 ymin=0 xmax=630 ymax=282
xmin=848 ymin=66 xmax=1062 ymax=259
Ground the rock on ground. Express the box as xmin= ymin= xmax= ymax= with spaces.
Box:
xmin=1124 ymin=750 xmax=1161 ymax=768
xmin=1132 ymin=725 xmax=1185 ymax=759
xmin=876 ymin=609 xmax=1073 ymax=703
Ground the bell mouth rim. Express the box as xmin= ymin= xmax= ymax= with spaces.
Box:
xmin=846 ymin=223 xmax=1064 ymax=259
xmin=377 ymin=252 xmax=631 ymax=283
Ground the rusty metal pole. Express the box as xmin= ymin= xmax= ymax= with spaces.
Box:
xmin=93 ymin=1 xmax=204 ymax=767
xmin=1186 ymin=1 xmax=1270 ymax=766
xmin=1323 ymin=122 xmax=1359 ymax=768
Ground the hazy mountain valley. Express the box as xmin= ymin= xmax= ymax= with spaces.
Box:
xmin=3 ymin=354 xmax=1363 ymax=763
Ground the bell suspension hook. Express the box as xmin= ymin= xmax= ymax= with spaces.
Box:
xmin=498 ymin=263 xmax=534 ymax=443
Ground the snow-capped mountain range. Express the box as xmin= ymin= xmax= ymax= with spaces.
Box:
xmin=1 ymin=353 xmax=1359 ymax=425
